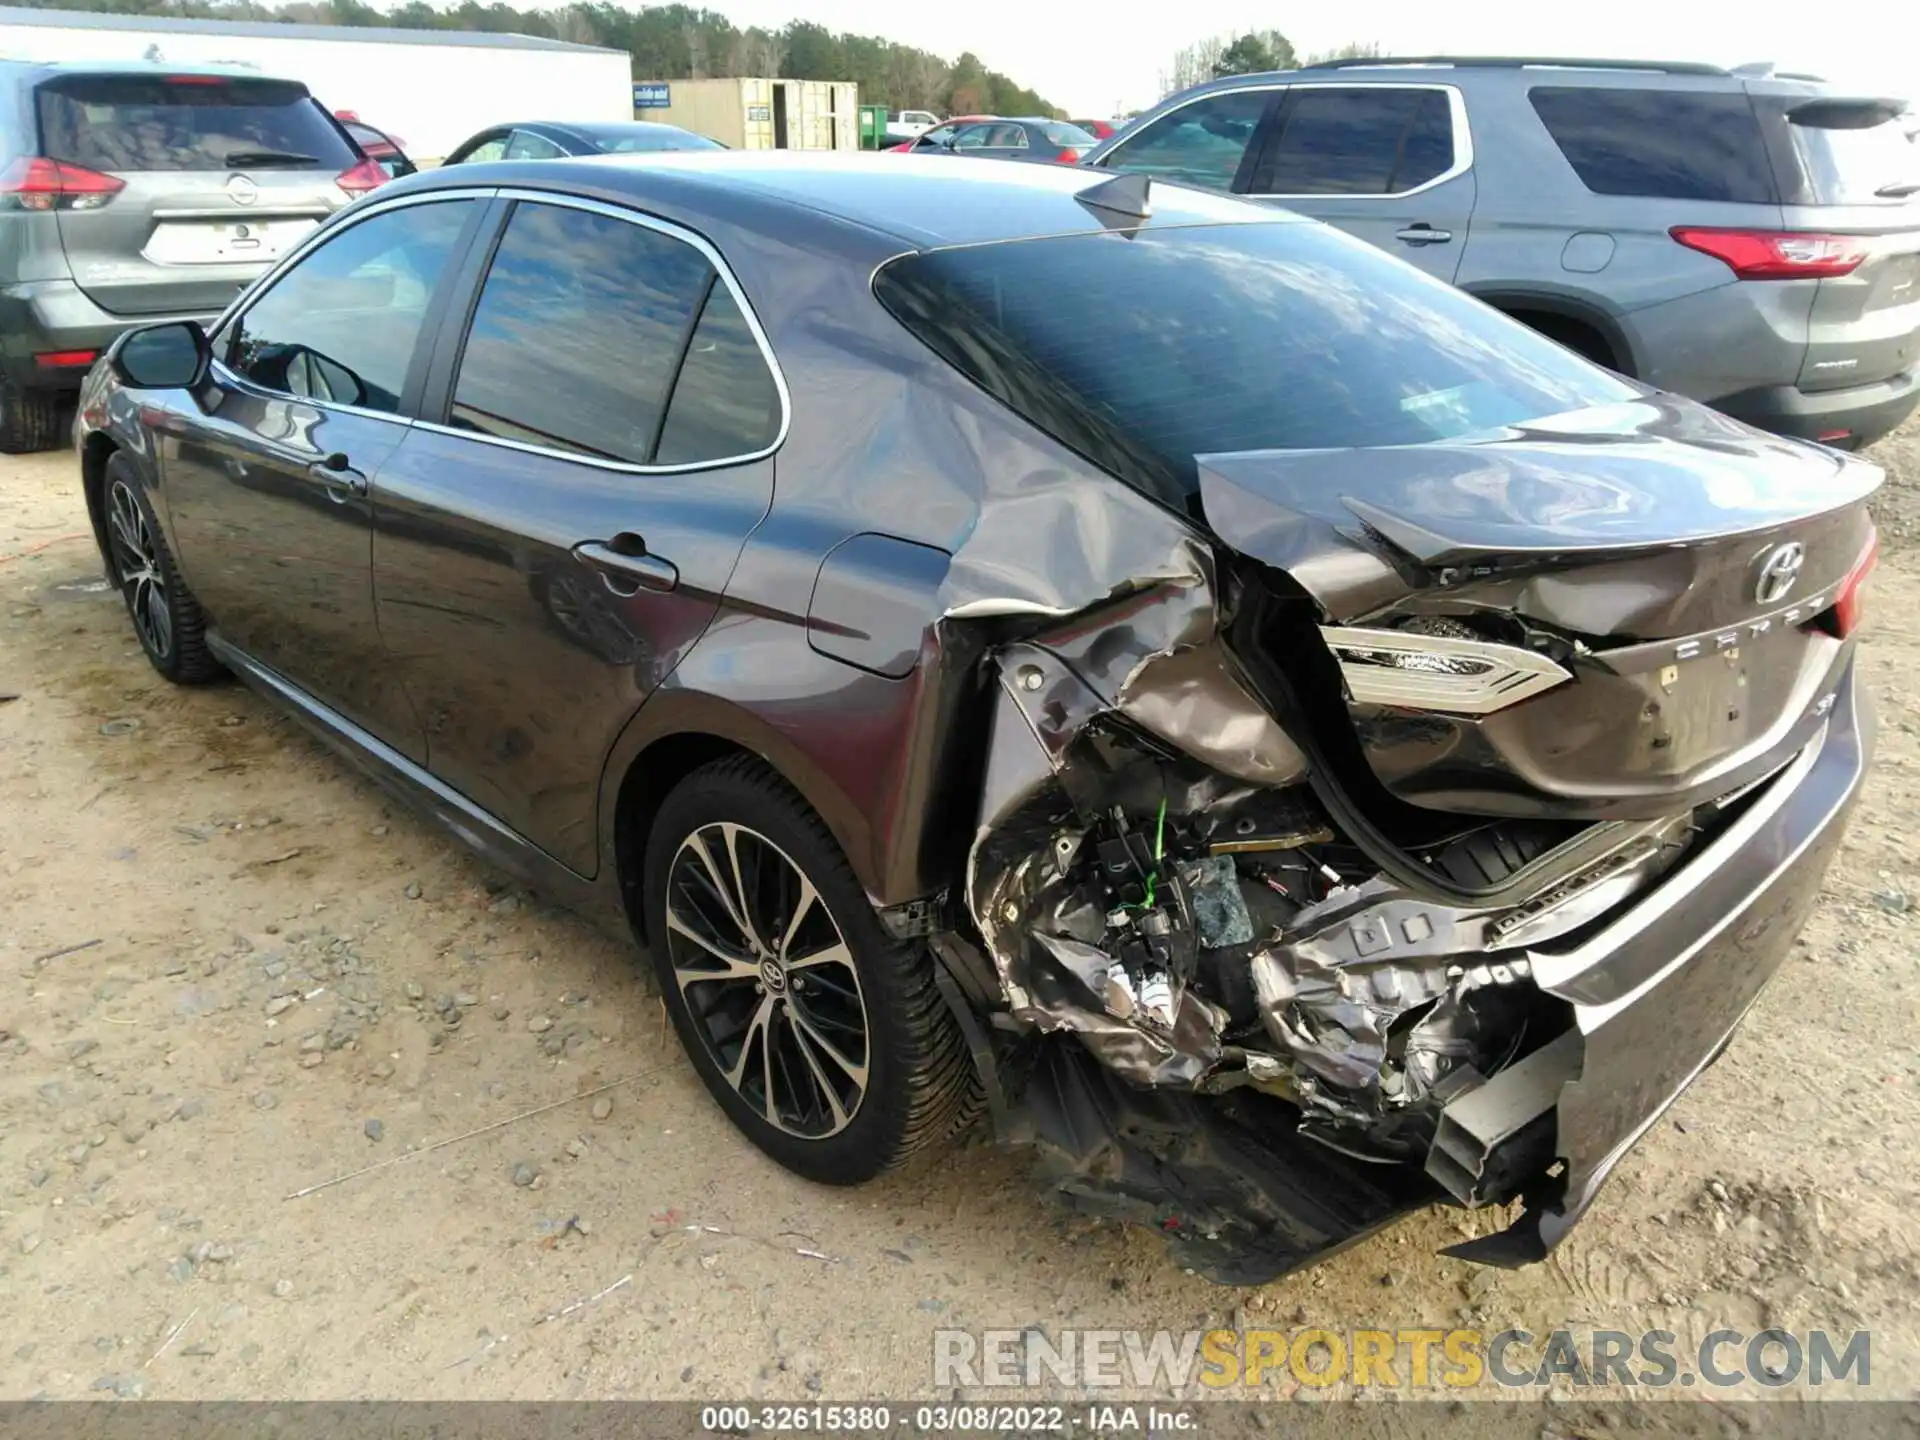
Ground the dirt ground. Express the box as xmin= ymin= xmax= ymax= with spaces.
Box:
xmin=2 ymin=420 xmax=1918 ymax=1406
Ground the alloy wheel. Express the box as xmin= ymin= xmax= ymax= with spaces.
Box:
xmin=107 ymin=479 xmax=172 ymax=662
xmin=663 ymin=822 xmax=870 ymax=1138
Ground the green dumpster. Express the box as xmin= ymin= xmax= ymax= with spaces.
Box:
xmin=858 ymin=105 xmax=888 ymax=150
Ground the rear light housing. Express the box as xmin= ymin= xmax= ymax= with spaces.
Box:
xmin=1670 ymin=226 xmax=1870 ymax=280
xmin=335 ymin=157 xmax=389 ymax=196
xmin=0 ymin=156 xmax=125 ymax=211
xmin=35 ymin=349 xmax=99 ymax=369
xmin=1055 ymin=148 xmax=1082 ymax=164
xmin=1813 ymin=530 xmax=1879 ymax=640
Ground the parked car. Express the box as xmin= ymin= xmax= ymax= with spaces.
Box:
xmin=884 ymin=108 xmax=940 ymax=144
xmin=921 ymin=118 xmax=1100 ymax=165
xmin=0 ymin=60 xmax=385 ymax=453
xmin=442 ymin=120 xmax=724 ymax=164
xmin=885 ymin=115 xmax=993 ymax=154
xmin=1085 ymin=55 xmax=1920 ymax=450
xmin=336 ymin=112 xmax=417 ymax=180
xmin=76 ymin=153 xmax=1879 ymax=1284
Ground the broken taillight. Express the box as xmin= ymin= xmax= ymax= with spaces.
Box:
xmin=1813 ymin=530 xmax=1879 ymax=640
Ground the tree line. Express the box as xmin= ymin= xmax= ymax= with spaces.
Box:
xmin=1160 ymin=33 xmax=1381 ymax=99
xmin=24 ymin=0 xmax=1061 ymax=115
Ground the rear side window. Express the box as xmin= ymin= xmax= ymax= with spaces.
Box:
xmin=1100 ymin=89 xmax=1271 ymax=192
xmin=36 ymin=74 xmax=357 ymax=173
xmin=1043 ymin=122 xmax=1099 ymax=149
xmin=874 ymin=222 xmax=1636 ymax=513
xmin=653 ymin=283 xmax=781 ymax=465
xmin=1253 ymin=87 xmax=1455 ymax=195
xmin=1529 ymin=86 xmax=1777 ymax=203
xmin=450 ymin=201 xmax=776 ymax=467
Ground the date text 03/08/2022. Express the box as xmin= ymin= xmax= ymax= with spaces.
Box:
xmin=699 ymin=1405 xmax=1198 ymax=1433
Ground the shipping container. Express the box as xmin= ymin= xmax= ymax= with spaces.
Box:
xmin=632 ymin=77 xmax=859 ymax=151
xmin=0 ymin=5 xmax=632 ymax=162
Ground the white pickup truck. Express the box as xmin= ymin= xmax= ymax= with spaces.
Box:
xmin=884 ymin=109 xmax=940 ymax=144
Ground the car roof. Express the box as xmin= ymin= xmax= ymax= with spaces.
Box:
xmin=554 ymin=120 xmax=710 ymax=143
xmin=391 ymin=149 xmax=1296 ymax=251
xmin=0 ymin=58 xmax=311 ymax=86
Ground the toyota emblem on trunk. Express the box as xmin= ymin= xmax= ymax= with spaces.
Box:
xmin=227 ymin=174 xmax=258 ymax=205
xmin=1753 ymin=542 xmax=1806 ymax=604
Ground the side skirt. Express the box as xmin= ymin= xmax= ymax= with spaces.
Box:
xmin=205 ymin=632 xmax=617 ymax=928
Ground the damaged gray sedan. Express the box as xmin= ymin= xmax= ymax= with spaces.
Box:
xmin=79 ymin=154 xmax=1879 ymax=1283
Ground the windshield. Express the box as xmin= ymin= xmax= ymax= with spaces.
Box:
xmin=36 ymin=74 xmax=357 ymax=172
xmin=1790 ymin=109 xmax=1920 ymax=202
xmin=874 ymin=221 xmax=1638 ymax=512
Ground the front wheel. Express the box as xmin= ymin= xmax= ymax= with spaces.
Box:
xmin=103 ymin=454 xmax=222 ymax=685
xmin=643 ymin=756 xmax=975 ymax=1183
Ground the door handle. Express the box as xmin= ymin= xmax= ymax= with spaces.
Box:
xmin=573 ymin=536 xmax=679 ymax=596
xmin=1394 ymin=224 xmax=1453 ymax=246
xmin=310 ymin=452 xmax=369 ymax=502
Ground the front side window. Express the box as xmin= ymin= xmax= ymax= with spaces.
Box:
xmin=1528 ymin=86 xmax=1777 ymax=203
xmin=1098 ymin=89 xmax=1272 ymax=193
xmin=874 ymin=221 xmax=1638 ymax=513
xmin=1254 ymin=87 xmax=1455 ymax=195
xmin=504 ymin=129 xmax=565 ymax=160
xmin=952 ymin=125 xmax=996 ymax=151
xmin=225 ymin=199 xmax=473 ymax=413
xmin=449 ymin=202 xmax=716 ymax=464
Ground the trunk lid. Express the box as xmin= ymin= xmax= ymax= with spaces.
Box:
xmin=1762 ymin=93 xmax=1920 ymax=393
xmin=1199 ymin=396 xmax=1881 ymax=821
xmin=35 ymin=72 xmax=357 ymax=317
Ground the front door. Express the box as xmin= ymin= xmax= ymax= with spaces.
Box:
xmin=1244 ymin=84 xmax=1476 ymax=283
xmin=162 ymin=195 xmax=483 ymax=755
xmin=372 ymin=196 xmax=781 ymax=874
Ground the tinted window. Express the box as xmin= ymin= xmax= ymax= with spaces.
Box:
xmin=453 ymin=134 xmax=507 ymax=164
xmin=36 ymin=74 xmax=357 ymax=173
xmin=601 ymin=129 xmax=722 ymax=153
xmin=654 ymin=283 xmax=781 ymax=465
xmin=952 ymin=125 xmax=996 ymax=151
xmin=449 ymin=202 xmax=713 ymax=464
xmin=1100 ymin=89 xmax=1271 ymax=192
xmin=874 ymin=222 xmax=1636 ymax=512
xmin=1529 ymin=87 xmax=1776 ymax=203
xmin=226 ymin=199 xmax=472 ymax=413
xmin=504 ymin=129 xmax=566 ymax=160
xmin=1256 ymin=87 xmax=1453 ymax=195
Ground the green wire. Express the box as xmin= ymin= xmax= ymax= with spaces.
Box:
xmin=1125 ymin=795 xmax=1170 ymax=911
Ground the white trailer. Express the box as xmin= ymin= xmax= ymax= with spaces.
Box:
xmin=0 ymin=5 xmax=632 ymax=163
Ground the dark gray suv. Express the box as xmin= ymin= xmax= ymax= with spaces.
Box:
xmin=1085 ymin=56 xmax=1920 ymax=450
xmin=0 ymin=61 xmax=386 ymax=452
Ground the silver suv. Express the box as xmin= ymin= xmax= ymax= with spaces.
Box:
xmin=1085 ymin=56 xmax=1920 ymax=450
xmin=0 ymin=61 xmax=385 ymax=452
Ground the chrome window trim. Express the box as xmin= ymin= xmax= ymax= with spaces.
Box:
xmin=1099 ymin=81 xmax=1473 ymax=201
xmin=208 ymin=188 xmax=495 ymax=431
xmin=210 ymin=184 xmax=792 ymax=476
xmin=412 ymin=186 xmax=792 ymax=475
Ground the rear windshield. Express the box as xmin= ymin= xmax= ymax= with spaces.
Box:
xmin=874 ymin=222 xmax=1637 ymax=513
xmin=36 ymin=75 xmax=356 ymax=173
xmin=1044 ymin=122 xmax=1099 ymax=148
xmin=1783 ymin=103 xmax=1920 ymax=204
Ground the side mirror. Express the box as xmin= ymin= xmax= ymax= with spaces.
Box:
xmin=112 ymin=321 xmax=210 ymax=390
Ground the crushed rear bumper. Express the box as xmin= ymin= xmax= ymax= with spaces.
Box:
xmin=1440 ymin=657 xmax=1872 ymax=1265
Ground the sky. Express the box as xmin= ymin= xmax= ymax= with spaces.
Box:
xmin=709 ymin=0 xmax=1919 ymax=119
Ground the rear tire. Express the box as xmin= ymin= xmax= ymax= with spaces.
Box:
xmin=643 ymin=755 xmax=975 ymax=1184
xmin=103 ymin=454 xmax=222 ymax=685
xmin=0 ymin=383 xmax=62 ymax=454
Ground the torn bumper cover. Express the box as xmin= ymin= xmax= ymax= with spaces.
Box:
xmin=959 ymin=540 xmax=1872 ymax=1280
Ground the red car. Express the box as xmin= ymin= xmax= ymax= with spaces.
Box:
xmin=1070 ymin=118 xmax=1121 ymax=140
xmin=885 ymin=116 xmax=994 ymax=154
xmin=334 ymin=110 xmax=417 ymax=179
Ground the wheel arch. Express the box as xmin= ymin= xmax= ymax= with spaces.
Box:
xmin=602 ymin=690 xmax=882 ymax=947
xmin=1463 ymin=284 xmax=1640 ymax=378
xmin=79 ymin=431 xmax=118 ymax=576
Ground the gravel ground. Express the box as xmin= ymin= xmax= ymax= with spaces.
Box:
xmin=1 ymin=420 xmax=1917 ymax=1404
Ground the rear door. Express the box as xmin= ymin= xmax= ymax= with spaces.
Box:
xmin=35 ymin=72 xmax=365 ymax=317
xmin=1758 ymin=94 xmax=1920 ymax=395
xmin=371 ymin=195 xmax=780 ymax=873
xmin=1243 ymin=84 xmax=1475 ymax=282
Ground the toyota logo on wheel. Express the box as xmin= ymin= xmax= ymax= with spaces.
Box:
xmin=1753 ymin=542 xmax=1806 ymax=605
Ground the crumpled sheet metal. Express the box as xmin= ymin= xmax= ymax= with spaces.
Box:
xmin=1248 ymin=824 xmax=1690 ymax=1131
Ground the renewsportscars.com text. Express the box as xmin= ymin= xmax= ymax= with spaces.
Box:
xmin=932 ymin=1327 xmax=1872 ymax=1391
